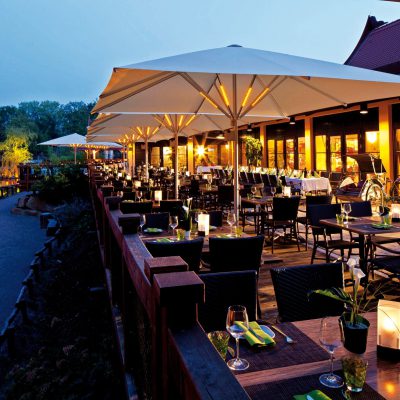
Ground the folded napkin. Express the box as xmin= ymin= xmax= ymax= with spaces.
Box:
xmin=234 ymin=321 xmax=275 ymax=347
xmin=146 ymin=227 xmax=161 ymax=233
xmin=293 ymin=390 xmax=332 ymax=400
xmin=156 ymin=238 xmax=172 ymax=242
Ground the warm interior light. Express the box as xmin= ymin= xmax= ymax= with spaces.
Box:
xmin=198 ymin=213 xmax=210 ymax=236
xmin=196 ymin=145 xmax=205 ymax=156
xmin=164 ymin=114 xmax=172 ymax=126
xmin=251 ymin=87 xmax=270 ymax=107
xmin=137 ymin=126 xmax=143 ymax=135
xmin=146 ymin=126 xmax=150 ymax=136
xmin=219 ymin=84 xmax=230 ymax=106
xmin=225 ymin=143 xmax=229 ymax=150
xmin=152 ymin=126 xmax=160 ymax=135
xmin=377 ymin=299 xmax=400 ymax=354
xmin=216 ymin=134 xmax=225 ymax=139
xmin=241 ymin=87 xmax=253 ymax=107
xmin=178 ymin=115 xmax=184 ymax=127
xmin=185 ymin=115 xmax=196 ymax=127
xmin=366 ymin=131 xmax=378 ymax=144
xmin=360 ymin=103 xmax=369 ymax=114
xmin=200 ymin=92 xmax=219 ymax=109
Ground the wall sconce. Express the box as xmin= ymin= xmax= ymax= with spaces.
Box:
xmin=154 ymin=190 xmax=162 ymax=204
xmin=377 ymin=299 xmax=400 ymax=360
xmin=289 ymin=116 xmax=296 ymax=125
xmin=134 ymin=180 xmax=141 ymax=189
xmin=198 ymin=213 xmax=210 ymax=237
xmin=196 ymin=145 xmax=205 ymax=156
xmin=391 ymin=203 xmax=400 ymax=222
xmin=283 ymin=186 xmax=291 ymax=197
xmin=366 ymin=131 xmax=378 ymax=144
xmin=246 ymin=124 xmax=253 ymax=132
xmin=360 ymin=103 xmax=369 ymax=114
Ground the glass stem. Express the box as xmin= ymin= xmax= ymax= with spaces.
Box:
xmin=236 ymin=338 xmax=240 ymax=361
xmin=330 ymin=351 xmax=334 ymax=375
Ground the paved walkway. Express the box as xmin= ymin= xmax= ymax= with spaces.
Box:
xmin=0 ymin=193 xmax=47 ymax=325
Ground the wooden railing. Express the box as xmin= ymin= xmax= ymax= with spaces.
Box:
xmin=89 ymin=167 xmax=250 ymax=400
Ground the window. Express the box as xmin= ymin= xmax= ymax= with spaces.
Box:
xmin=163 ymin=147 xmax=172 ymax=168
xmin=267 ymin=139 xmax=275 ymax=167
xmin=151 ymin=147 xmax=160 ymax=167
xmin=315 ymin=135 xmax=327 ymax=171
xmin=330 ymin=136 xmax=342 ymax=172
xmin=220 ymin=143 xmax=229 ymax=165
xmin=277 ymin=140 xmax=284 ymax=168
xmin=365 ymin=131 xmax=380 ymax=156
xmin=298 ymin=137 xmax=306 ymax=170
xmin=286 ymin=139 xmax=295 ymax=169
xmin=345 ymin=134 xmax=358 ymax=173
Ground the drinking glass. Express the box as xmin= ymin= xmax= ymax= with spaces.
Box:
xmin=319 ymin=317 xmax=344 ymax=388
xmin=251 ymin=186 xmax=257 ymax=198
xmin=139 ymin=214 xmax=146 ymax=233
xmin=222 ymin=178 xmax=227 ymax=185
xmin=226 ymin=305 xmax=249 ymax=371
xmin=271 ymin=187 xmax=276 ymax=197
xmin=342 ymin=203 xmax=352 ymax=223
xmin=227 ymin=212 xmax=236 ymax=235
xmin=169 ymin=215 xmax=178 ymax=235
xmin=136 ymin=191 xmax=143 ymax=202
xmin=342 ymin=355 xmax=368 ymax=393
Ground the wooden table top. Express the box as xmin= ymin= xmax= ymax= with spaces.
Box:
xmin=321 ymin=217 xmax=400 ymax=236
xmin=236 ymin=312 xmax=399 ymax=400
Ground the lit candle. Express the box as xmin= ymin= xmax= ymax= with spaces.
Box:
xmin=198 ymin=213 xmax=210 ymax=236
xmin=377 ymin=299 xmax=400 ymax=359
xmin=283 ymin=186 xmax=291 ymax=197
xmin=391 ymin=204 xmax=400 ymax=220
xmin=154 ymin=190 xmax=162 ymax=204
xmin=134 ymin=180 xmax=141 ymax=189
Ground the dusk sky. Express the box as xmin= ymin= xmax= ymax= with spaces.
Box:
xmin=1 ymin=0 xmax=399 ymax=106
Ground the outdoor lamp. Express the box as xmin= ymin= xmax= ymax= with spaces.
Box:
xmin=283 ymin=186 xmax=291 ymax=197
xmin=360 ymin=103 xmax=369 ymax=114
xmin=246 ymin=124 xmax=253 ymax=132
xmin=154 ymin=190 xmax=162 ymax=204
xmin=391 ymin=203 xmax=400 ymax=222
xmin=289 ymin=116 xmax=296 ymax=125
xmin=377 ymin=299 xmax=400 ymax=360
xmin=198 ymin=213 xmax=210 ymax=237
xmin=134 ymin=180 xmax=141 ymax=189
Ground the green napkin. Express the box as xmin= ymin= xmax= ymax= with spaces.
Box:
xmin=146 ymin=228 xmax=161 ymax=233
xmin=216 ymin=234 xmax=232 ymax=238
xmin=248 ymin=321 xmax=275 ymax=346
xmin=234 ymin=322 xmax=264 ymax=346
xmin=156 ymin=238 xmax=172 ymax=242
xmin=293 ymin=390 xmax=332 ymax=400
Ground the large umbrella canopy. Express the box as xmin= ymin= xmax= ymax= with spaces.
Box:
xmin=39 ymin=133 xmax=122 ymax=164
xmin=92 ymin=45 xmax=400 ymax=214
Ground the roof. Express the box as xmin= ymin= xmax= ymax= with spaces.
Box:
xmin=345 ymin=16 xmax=400 ymax=74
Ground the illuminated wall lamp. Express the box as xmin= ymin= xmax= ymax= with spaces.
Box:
xmin=377 ymin=299 xmax=400 ymax=360
xmin=198 ymin=213 xmax=210 ymax=237
xmin=196 ymin=145 xmax=205 ymax=156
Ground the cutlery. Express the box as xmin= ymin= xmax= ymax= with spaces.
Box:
xmin=270 ymin=325 xmax=297 ymax=344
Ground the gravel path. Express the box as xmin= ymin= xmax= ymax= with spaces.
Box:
xmin=0 ymin=193 xmax=47 ymax=325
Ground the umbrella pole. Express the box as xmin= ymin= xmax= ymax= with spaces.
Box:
xmin=174 ymin=130 xmax=179 ymax=199
xmin=145 ymin=137 xmax=149 ymax=181
xmin=232 ymin=74 xmax=240 ymax=220
xmin=74 ymin=146 xmax=77 ymax=165
xmin=131 ymin=142 xmax=134 ymax=177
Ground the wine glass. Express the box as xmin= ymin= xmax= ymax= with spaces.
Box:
xmin=227 ymin=212 xmax=236 ymax=235
xmin=221 ymin=178 xmax=227 ymax=185
xmin=319 ymin=317 xmax=344 ymax=388
xmin=342 ymin=203 xmax=352 ymax=223
xmin=226 ymin=305 xmax=249 ymax=371
xmin=139 ymin=214 xmax=146 ymax=233
xmin=251 ymin=186 xmax=257 ymax=198
xmin=136 ymin=191 xmax=143 ymax=202
xmin=271 ymin=186 xmax=276 ymax=197
xmin=169 ymin=215 xmax=178 ymax=235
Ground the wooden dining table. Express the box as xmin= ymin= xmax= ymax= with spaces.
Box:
xmin=320 ymin=216 xmax=400 ymax=282
xmin=236 ymin=312 xmax=398 ymax=399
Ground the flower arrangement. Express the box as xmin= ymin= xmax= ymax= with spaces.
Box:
xmin=181 ymin=197 xmax=192 ymax=231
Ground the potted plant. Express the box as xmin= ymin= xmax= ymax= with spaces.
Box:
xmin=244 ymin=136 xmax=262 ymax=170
xmin=313 ymin=259 xmax=370 ymax=354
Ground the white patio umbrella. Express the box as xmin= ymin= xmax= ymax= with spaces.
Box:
xmin=38 ymin=133 xmax=122 ymax=164
xmin=92 ymin=45 xmax=400 ymax=214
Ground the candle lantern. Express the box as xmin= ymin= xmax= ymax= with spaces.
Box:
xmin=391 ymin=203 xmax=400 ymax=222
xmin=377 ymin=299 xmax=400 ymax=360
xmin=117 ymin=172 xmax=122 ymax=178
xmin=283 ymin=186 xmax=291 ymax=197
xmin=198 ymin=213 xmax=210 ymax=237
xmin=126 ymin=174 xmax=132 ymax=181
xmin=134 ymin=180 xmax=141 ymax=189
xmin=154 ymin=190 xmax=162 ymax=204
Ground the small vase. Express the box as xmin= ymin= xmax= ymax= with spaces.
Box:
xmin=339 ymin=313 xmax=370 ymax=354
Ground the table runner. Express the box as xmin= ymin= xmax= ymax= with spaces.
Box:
xmin=245 ymin=371 xmax=385 ymax=400
xmin=229 ymin=322 xmax=330 ymax=374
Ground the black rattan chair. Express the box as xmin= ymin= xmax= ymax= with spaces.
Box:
xmin=198 ymin=271 xmax=258 ymax=332
xmin=270 ymin=262 xmax=345 ymax=322
xmin=120 ymin=201 xmax=153 ymax=214
xmin=159 ymin=200 xmax=183 ymax=216
xmin=144 ymin=212 xmax=170 ymax=231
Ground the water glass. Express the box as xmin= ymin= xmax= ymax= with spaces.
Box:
xmin=342 ymin=203 xmax=352 ymax=223
xmin=342 ymin=356 xmax=368 ymax=393
xmin=139 ymin=214 xmax=146 ymax=233
xmin=169 ymin=215 xmax=178 ymax=235
xmin=176 ymin=228 xmax=185 ymax=241
xmin=227 ymin=212 xmax=236 ymax=235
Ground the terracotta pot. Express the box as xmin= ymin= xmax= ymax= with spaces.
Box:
xmin=340 ymin=313 xmax=370 ymax=354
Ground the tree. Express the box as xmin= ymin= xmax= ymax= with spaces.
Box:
xmin=244 ymin=136 xmax=263 ymax=169
xmin=0 ymin=128 xmax=34 ymax=177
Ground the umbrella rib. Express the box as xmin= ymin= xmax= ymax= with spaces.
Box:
xmin=93 ymin=72 xmax=179 ymax=113
xmin=288 ymin=76 xmax=347 ymax=106
xmin=179 ymin=72 xmax=231 ymax=119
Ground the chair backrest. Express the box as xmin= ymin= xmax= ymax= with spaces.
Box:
xmin=145 ymin=237 xmax=204 ymax=273
xmin=247 ymin=173 xmax=256 ymax=184
xmin=308 ymin=203 xmax=341 ymax=234
xmin=239 ymin=171 xmax=248 ymax=183
xmin=270 ymin=262 xmax=345 ymax=322
xmin=207 ymin=210 xmax=223 ymax=227
xmin=253 ymin=173 xmax=263 ymax=184
xmin=120 ymin=201 xmax=153 ymax=214
xmin=320 ymin=171 xmax=330 ymax=179
xmin=198 ymin=271 xmax=258 ymax=332
xmin=217 ymin=185 xmax=234 ymax=204
xmin=208 ymin=235 xmax=264 ymax=273
xmin=144 ymin=212 xmax=170 ymax=230
xmin=268 ymin=175 xmax=279 ymax=187
xmin=261 ymin=174 xmax=270 ymax=186
xmin=272 ymin=196 xmax=300 ymax=221
xmin=349 ymin=201 xmax=372 ymax=217
xmin=159 ymin=200 xmax=183 ymax=216
xmin=305 ymin=195 xmax=332 ymax=216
